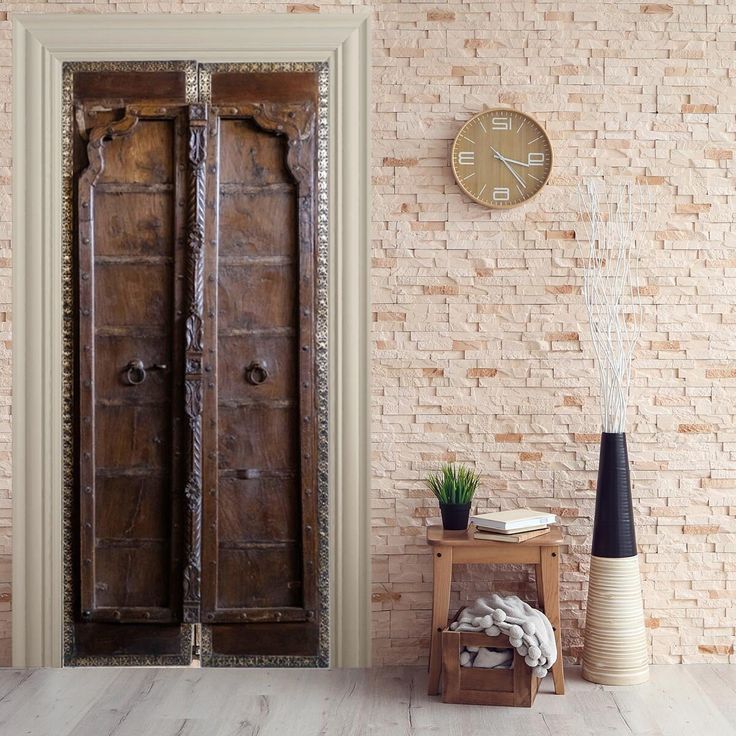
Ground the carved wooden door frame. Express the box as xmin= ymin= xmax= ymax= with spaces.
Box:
xmin=12 ymin=14 xmax=371 ymax=668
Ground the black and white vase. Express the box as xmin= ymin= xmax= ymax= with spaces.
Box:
xmin=582 ymin=432 xmax=649 ymax=685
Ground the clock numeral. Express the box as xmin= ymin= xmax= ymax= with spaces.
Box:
xmin=457 ymin=151 xmax=475 ymax=165
xmin=528 ymin=152 xmax=546 ymax=167
xmin=492 ymin=187 xmax=510 ymax=202
xmin=491 ymin=116 xmax=511 ymax=131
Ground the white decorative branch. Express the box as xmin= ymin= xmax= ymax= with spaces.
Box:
xmin=578 ymin=180 xmax=645 ymax=433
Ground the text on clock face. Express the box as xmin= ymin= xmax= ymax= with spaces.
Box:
xmin=456 ymin=151 xmax=546 ymax=167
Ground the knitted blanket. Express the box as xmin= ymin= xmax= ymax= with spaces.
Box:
xmin=449 ymin=594 xmax=557 ymax=678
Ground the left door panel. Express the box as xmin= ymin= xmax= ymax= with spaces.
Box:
xmin=69 ymin=70 xmax=192 ymax=664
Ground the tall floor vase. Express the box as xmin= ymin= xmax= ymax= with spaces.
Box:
xmin=582 ymin=433 xmax=649 ymax=685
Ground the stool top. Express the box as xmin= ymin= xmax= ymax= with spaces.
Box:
xmin=426 ymin=524 xmax=564 ymax=547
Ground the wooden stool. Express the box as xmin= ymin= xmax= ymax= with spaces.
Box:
xmin=426 ymin=525 xmax=565 ymax=697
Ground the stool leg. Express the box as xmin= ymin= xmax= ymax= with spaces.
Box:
xmin=539 ymin=546 xmax=565 ymax=694
xmin=535 ymin=560 xmax=546 ymax=609
xmin=428 ymin=547 xmax=452 ymax=696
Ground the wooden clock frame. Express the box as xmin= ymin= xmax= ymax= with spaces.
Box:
xmin=451 ymin=107 xmax=554 ymax=210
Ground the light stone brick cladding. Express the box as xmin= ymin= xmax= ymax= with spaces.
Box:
xmin=1 ymin=0 xmax=735 ymax=668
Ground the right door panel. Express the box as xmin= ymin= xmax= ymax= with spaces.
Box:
xmin=216 ymin=116 xmax=302 ymax=612
xmin=201 ymin=71 xmax=321 ymax=663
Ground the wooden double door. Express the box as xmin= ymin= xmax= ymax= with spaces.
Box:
xmin=68 ymin=65 xmax=324 ymax=665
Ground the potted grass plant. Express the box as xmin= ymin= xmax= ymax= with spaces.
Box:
xmin=426 ymin=463 xmax=480 ymax=531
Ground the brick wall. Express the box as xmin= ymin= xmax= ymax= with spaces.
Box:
xmin=1 ymin=0 xmax=735 ymax=667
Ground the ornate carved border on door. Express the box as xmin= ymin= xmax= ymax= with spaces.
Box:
xmin=60 ymin=60 xmax=330 ymax=667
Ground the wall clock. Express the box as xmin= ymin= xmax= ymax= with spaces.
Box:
xmin=451 ymin=108 xmax=553 ymax=209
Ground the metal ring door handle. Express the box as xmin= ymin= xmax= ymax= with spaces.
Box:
xmin=124 ymin=360 xmax=168 ymax=386
xmin=245 ymin=361 xmax=269 ymax=386
xmin=125 ymin=359 xmax=146 ymax=385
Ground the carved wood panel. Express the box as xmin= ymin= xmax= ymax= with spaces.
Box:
xmin=202 ymin=108 xmax=312 ymax=623
xmin=76 ymin=105 xmax=188 ymax=631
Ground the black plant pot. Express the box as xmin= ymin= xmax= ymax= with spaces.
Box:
xmin=439 ymin=502 xmax=471 ymax=531
xmin=591 ymin=432 xmax=637 ymax=558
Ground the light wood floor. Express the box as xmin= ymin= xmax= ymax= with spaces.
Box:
xmin=0 ymin=665 xmax=733 ymax=736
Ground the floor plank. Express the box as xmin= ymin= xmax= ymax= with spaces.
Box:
xmin=612 ymin=665 xmax=735 ymax=736
xmin=0 ymin=668 xmax=120 ymax=736
xmin=71 ymin=669 xmax=160 ymax=736
xmin=0 ymin=665 xmax=733 ymax=736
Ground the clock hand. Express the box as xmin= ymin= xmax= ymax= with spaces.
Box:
xmin=497 ymin=157 xmax=526 ymax=189
xmin=495 ymin=155 xmax=530 ymax=168
xmin=491 ymin=147 xmax=526 ymax=189
xmin=490 ymin=147 xmax=531 ymax=169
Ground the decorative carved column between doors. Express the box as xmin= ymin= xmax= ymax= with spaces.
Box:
xmin=182 ymin=103 xmax=208 ymax=625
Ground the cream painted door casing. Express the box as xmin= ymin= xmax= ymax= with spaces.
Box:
xmin=12 ymin=13 xmax=371 ymax=668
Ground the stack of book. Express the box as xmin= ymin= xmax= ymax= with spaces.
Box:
xmin=471 ymin=508 xmax=557 ymax=543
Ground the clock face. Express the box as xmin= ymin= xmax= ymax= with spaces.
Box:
xmin=451 ymin=109 xmax=553 ymax=209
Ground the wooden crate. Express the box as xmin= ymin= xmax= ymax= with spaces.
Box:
xmin=441 ymin=629 xmax=539 ymax=707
